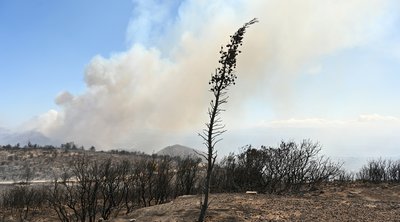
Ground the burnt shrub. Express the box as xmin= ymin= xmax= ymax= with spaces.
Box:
xmin=211 ymin=140 xmax=341 ymax=194
xmin=357 ymin=158 xmax=400 ymax=183
xmin=1 ymin=185 xmax=46 ymax=221
xmin=175 ymin=156 xmax=201 ymax=196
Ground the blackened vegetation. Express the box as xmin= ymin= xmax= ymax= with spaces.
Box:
xmin=1 ymin=185 xmax=46 ymax=221
xmin=45 ymin=155 xmax=199 ymax=222
xmin=1 ymin=143 xmax=400 ymax=221
xmin=0 ymin=145 xmax=203 ymax=222
xmin=357 ymin=158 xmax=400 ymax=183
xmin=211 ymin=140 xmax=342 ymax=194
xmin=198 ymin=18 xmax=258 ymax=222
xmin=175 ymin=157 xmax=201 ymax=196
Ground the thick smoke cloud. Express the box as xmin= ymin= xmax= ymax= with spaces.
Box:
xmin=35 ymin=0 xmax=396 ymax=150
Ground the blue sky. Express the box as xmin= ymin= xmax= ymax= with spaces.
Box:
xmin=0 ymin=0 xmax=400 ymax=165
xmin=0 ymin=0 xmax=132 ymax=126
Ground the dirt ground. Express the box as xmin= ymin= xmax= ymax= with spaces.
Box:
xmin=114 ymin=183 xmax=400 ymax=222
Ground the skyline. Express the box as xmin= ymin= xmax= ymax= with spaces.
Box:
xmin=1 ymin=0 xmax=400 ymax=165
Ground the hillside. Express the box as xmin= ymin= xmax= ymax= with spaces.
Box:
xmin=0 ymin=144 xmax=203 ymax=182
xmin=114 ymin=183 xmax=400 ymax=222
xmin=157 ymin=144 xmax=205 ymax=161
xmin=1 ymin=145 xmax=400 ymax=221
xmin=0 ymin=147 xmax=146 ymax=182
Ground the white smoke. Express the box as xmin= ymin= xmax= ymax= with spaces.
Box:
xmin=32 ymin=0 xmax=398 ymax=150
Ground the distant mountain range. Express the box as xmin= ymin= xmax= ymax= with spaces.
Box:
xmin=0 ymin=128 xmax=55 ymax=146
xmin=157 ymin=144 xmax=206 ymax=161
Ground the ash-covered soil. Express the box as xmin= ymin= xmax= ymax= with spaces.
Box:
xmin=114 ymin=183 xmax=400 ymax=222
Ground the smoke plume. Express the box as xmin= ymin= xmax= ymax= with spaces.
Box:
xmin=34 ymin=0 xmax=396 ymax=150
